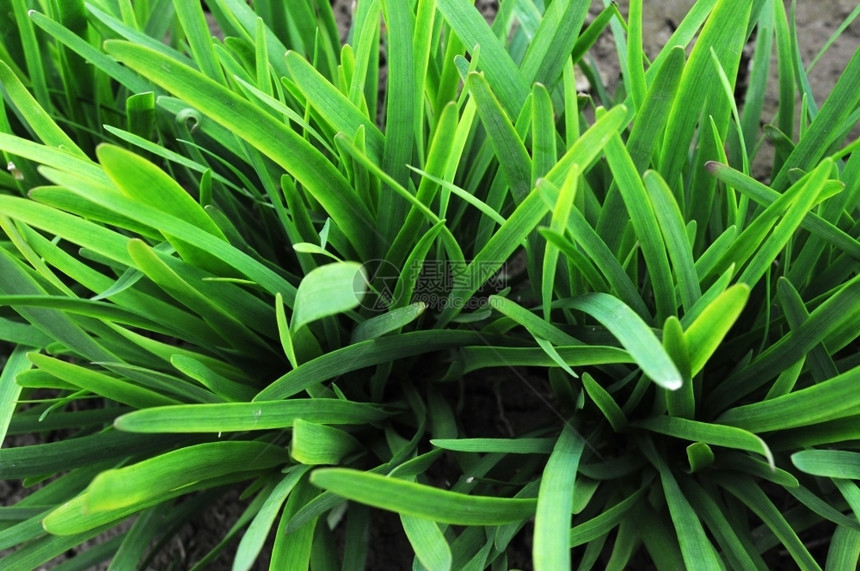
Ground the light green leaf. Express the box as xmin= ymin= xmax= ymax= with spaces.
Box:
xmin=310 ymin=468 xmax=536 ymax=525
xmin=706 ymin=161 xmax=860 ymax=259
xmin=521 ymin=0 xmax=589 ymax=88
xmin=562 ymin=293 xmax=682 ymax=390
xmin=542 ymin=162 xmax=578 ymax=319
xmin=430 ymin=438 xmax=554 ymax=455
xmin=717 ymin=365 xmax=860 ymax=433
xmin=467 ymin=72 xmax=532 ymax=203
xmin=826 ymin=525 xmax=860 ymax=571
xmin=351 ymin=302 xmax=426 ymax=343
xmin=537 ymin=183 xmax=649 ymax=319
xmin=83 ymin=441 xmax=288 ymax=513
xmin=643 ymin=170 xmax=701 ymax=311
xmin=401 ymin=514 xmax=452 ymax=571
xmin=28 ymin=353 xmax=179 ymax=409
xmin=436 ymin=0 xmax=528 ymax=115
xmin=772 ymin=45 xmax=860 ymax=190
xmin=28 ymin=9 xmax=151 ymax=93
xmin=104 ymin=40 xmax=375 ymax=259
xmin=711 ymin=276 xmax=860 ymax=411
xmin=663 ymin=316 xmax=694 ymax=418
xmin=126 ymin=239 xmax=263 ymax=352
xmin=172 ymin=0 xmax=226 ymax=84
xmin=718 ymin=476 xmax=821 ymax=570
xmin=634 ymin=416 xmax=773 ymax=467
xmin=569 ymin=487 xmax=647 ymax=547
xmin=792 ymin=450 xmax=860 ymax=480
xmin=0 ymin=60 xmax=87 ymax=159
xmin=114 ymin=400 xmax=389 ymax=433
xmin=284 ymin=51 xmax=384 ymax=160
xmin=0 ymin=347 xmax=31 ymax=447
xmin=604 ymin=133 xmax=676 ymax=322
xmin=641 ymin=439 xmax=723 ymax=570
xmin=582 ymin=373 xmax=627 ymax=432
xmin=256 ymin=330 xmax=488 ymax=400
xmin=96 ymin=145 xmax=225 ymax=239
xmin=534 ymin=424 xmax=585 ymax=571
xmin=683 ymin=284 xmax=750 ymax=375
xmin=291 ymin=419 xmax=361 ymax=465
xmin=291 ymin=262 xmax=365 ymax=333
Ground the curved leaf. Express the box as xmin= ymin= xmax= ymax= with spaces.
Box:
xmin=292 ymin=262 xmax=366 ymax=333
xmin=310 ymin=468 xmax=536 ymax=525
xmin=564 ymin=293 xmax=682 ymax=390
xmin=114 ymin=399 xmax=389 ymax=433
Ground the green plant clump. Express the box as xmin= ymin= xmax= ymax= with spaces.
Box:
xmin=1 ymin=0 xmax=859 ymax=569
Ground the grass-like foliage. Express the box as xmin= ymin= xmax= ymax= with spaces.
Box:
xmin=1 ymin=0 xmax=859 ymax=568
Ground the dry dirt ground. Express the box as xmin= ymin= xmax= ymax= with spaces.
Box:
xmin=2 ymin=1 xmax=858 ymax=569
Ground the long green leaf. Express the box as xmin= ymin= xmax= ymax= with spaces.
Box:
xmin=683 ymin=284 xmax=750 ymax=375
xmin=291 ymin=419 xmax=361 ymax=465
xmin=436 ymin=188 xmax=550 ymax=326
xmin=126 ymin=239 xmax=263 ymax=352
xmin=256 ymin=331 xmax=491 ymax=400
xmin=569 ymin=487 xmax=647 ymax=547
xmin=97 ymin=144 xmax=229 ymax=270
xmin=430 ymin=438 xmax=554 ymax=455
xmin=28 ymin=10 xmax=151 ymax=93
xmin=604 ymin=134 xmax=676 ymax=322
xmin=0 ymin=430 xmax=186 ymax=479
xmin=792 ymin=450 xmax=860 ymax=479
xmin=596 ymin=46 xmax=685 ymax=254
xmin=634 ymin=416 xmax=773 ymax=467
xmin=533 ymin=424 xmax=585 ymax=571
xmin=459 ymin=345 xmax=632 ymax=374
xmin=114 ymin=400 xmax=389 ymax=433
xmin=563 ymin=293 xmax=682 ymax=390
xmin=234 ymin=467 xmax=310 ymax=571
xmin=540 ymin=199 xmax=649 ymax=320
xmin=658 ymin=0 xmax=751 ymax=242
xmin=718 ymin=476 xmax=821 ymax=570
xmin=467 ymin=72 xmax=532 ymax=203
xmin=292 ymin=262 xmax=366 ymax=333
xmin=0 ymin=60 xmax=87 ymax=159
xmin=641 ymin=439 xmax=724 ymax=570
xmin=401 ymin=513 xmax=452 ymax=571
xmin=711 ymin=276 xmax=860 ymax=409
xmin=521 ymin=0 xmax=588 ymax=88
xmin=826 ymin=525 xmax=860 ymax=571
xmin=28 ymin=352 xmax=178 ymax=409
xmin=311 ymin=468 xmax=536 ymax=525
xmin=104 ymin=40 xmax=375 ymax=259
xmin=436 ymin=0 xmax=528 ymax=115
xmin=706 ymin=161 xmax=860 ymax=259
xmin=284 ymin=51 xmax=384 ymax=160
xmin=172 ymin=0 xmax=226 ymax=84
xmin=772 ymin=45 xmax=860 ymax=189
xmin=717 ymin=365 xmax=860 ymax=432
xmin=643 ymin=170 xmax=701 ymax=311
xmin=582 ymin=373 xmax=627 ymax=432
xmin=0 ymin=347 xmax=30 ymax=447
xmin=84 ymin=441 xmax=288 ymax=513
